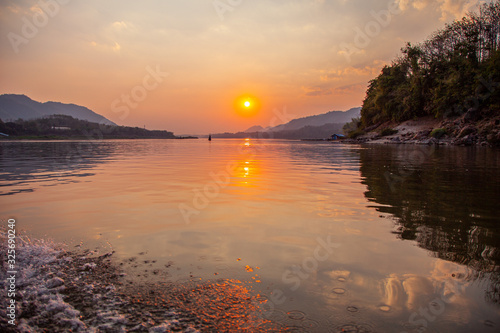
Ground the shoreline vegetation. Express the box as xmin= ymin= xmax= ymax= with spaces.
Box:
xmin=340 ymin=113 xmax=500 ymax=146
xmin=345 ymin=1 xmax=500 ymax=148
xmin=0 ymin=230 xmax=277 ymax=332
xmin=0 ymin=115 xmax=198 ymax=140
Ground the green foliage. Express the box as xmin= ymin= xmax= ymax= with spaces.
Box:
xmin=380 ymin=128 xmax=398 ymax=136
xmin=0 ymin=115 xmax=176 ymax=139
xmin=347 ymin=129 xmax=365 ymax=139
xmin=343 ymin=117 xmax=361 ymax=134
xmin=430 ymin=128 xmax=447 ymax=139
xmin=360 ymin=1 xmax=500 ymax=128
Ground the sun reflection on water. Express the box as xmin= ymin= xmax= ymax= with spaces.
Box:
xmin=125 ymin=278 xmax=281 ymax=332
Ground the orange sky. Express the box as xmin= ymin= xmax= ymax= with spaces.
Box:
xmin=0 ymin=0 xmax=489 ymax=134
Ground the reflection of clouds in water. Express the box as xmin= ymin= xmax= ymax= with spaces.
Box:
xmin=403 ymin=275 xmax=434 ymax=308
xmin=383 ymin=274 xmax=406 ymax=308
xmin=320 ymin=264 xmax=478 ymax=331
xmin=382 ymin=274 xmax=440 ymax=310
xmin=320 ymin=260 xmax=474 ymax=324
xmin=381 ymin=260 xmax=470 ymax=311
xmin=430 ymin=260 xmax=468 ymax=294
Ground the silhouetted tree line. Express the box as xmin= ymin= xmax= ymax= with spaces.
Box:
xmin=361 ymin=1 xmax=500 ymax=128
xmin=0 ymin=115 xmax=176 ymax=139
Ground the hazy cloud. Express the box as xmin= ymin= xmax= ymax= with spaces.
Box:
xmin=321 ymin=61 xmax=387 ymax=81
xmin=333 ymin=83 xmax=368 ymax=95
xmin=304 ymin=86 xmax=333 ymax=97
xmin=397 ymin=0 xmax=482 ymax=20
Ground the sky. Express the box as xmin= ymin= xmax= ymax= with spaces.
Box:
xmin=0 ymin=0 xmax=492 ymax=134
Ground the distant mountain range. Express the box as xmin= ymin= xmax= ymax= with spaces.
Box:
xmin=219 ymin=107 xmax=361 ymax=140
xmin=256 ymin=107 xmax=361 ymax=133
xmin=0 ymin=94 xmax=116 ymax=126
xmin=243 ymin=125 xmax=265 ymax=133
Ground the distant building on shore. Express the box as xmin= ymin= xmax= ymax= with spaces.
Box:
xmin=331 ymin=134 xmax=345 ymax=140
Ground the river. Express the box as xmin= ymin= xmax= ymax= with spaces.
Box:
xmin=1 ymin=139 xmax=498 ymax=332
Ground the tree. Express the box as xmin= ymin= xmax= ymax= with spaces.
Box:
xmin=359 ymin=0 xmax=500 ymax=128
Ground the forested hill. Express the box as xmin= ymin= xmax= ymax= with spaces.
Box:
xmin=0 ymin=115 xmax=176 ymax=139
xmin=359 ymin=1 xmax=499 ymax=131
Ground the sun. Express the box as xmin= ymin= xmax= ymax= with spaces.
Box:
xmin=234 ymin=95 xmax=261 ymax=117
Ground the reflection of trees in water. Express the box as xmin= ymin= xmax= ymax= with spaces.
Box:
xmin=0 ymin=141 xmax=117 ymax=196
xmin=359 ymin=145 xmax=500 ymax=303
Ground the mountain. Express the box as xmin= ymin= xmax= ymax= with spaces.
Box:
xmin=214 ymin=122 xmax=346 ymax=140
xmin=265 ymin=107 xmax=360 ymax=132
xmin=215 ymin=107 xmax=361 ymax=140
xmin=244 ymin=125 xmax=264 ymax=133
xmin=0 ymin=94 xmax=116 ymax=126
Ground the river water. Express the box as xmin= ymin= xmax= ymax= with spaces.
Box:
xmin=1 ymin=139 xmax=499 ymax=332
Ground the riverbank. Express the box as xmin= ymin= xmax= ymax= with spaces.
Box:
xmin=0 ymin=231 xmax=275 ymax=332
xmin=346 ymin=112 xmax=500 ymax=147
xmin=0 ymin=136 xmax=198 ymax=140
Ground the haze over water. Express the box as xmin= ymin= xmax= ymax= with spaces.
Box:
xmin=1 ymin=139 xmax=499 ymax=332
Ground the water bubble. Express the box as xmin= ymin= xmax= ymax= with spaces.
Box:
xmin=264 ymin=309 xmax=287 ymax=322
xmin=347 ymin=305 xmax=359 ymax=313
xmin=430 ymin=301 xmax=442 ymax=309
xmin=301 ymin=319 xmax=320 ymax=328
xmin=332 ymin=288 xmax=346 ymax=295
xmin=484 ymin=320 xmax=494 ymax=327
xmin=332 ymin=323 xmax=374 ymax=333
xmin=257 ymin=321 xmax=284 ymax=330
xmin=378 ymin=305 xmax=391 ymax=312
xmin=287 ymin=310 xmax=307 ymax=320
xmin=283 ymin=326 xmax=308 ymax=332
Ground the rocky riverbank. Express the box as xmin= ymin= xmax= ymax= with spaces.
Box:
xmin=346 ymin=111 xmax=500 ymax=147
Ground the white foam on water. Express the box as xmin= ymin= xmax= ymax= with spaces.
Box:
xmin=0 ymin=232 xmax=200 ymax=332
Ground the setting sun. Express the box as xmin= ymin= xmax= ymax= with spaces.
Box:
xmin=234 ymin=95 xmax=261 ymax=118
